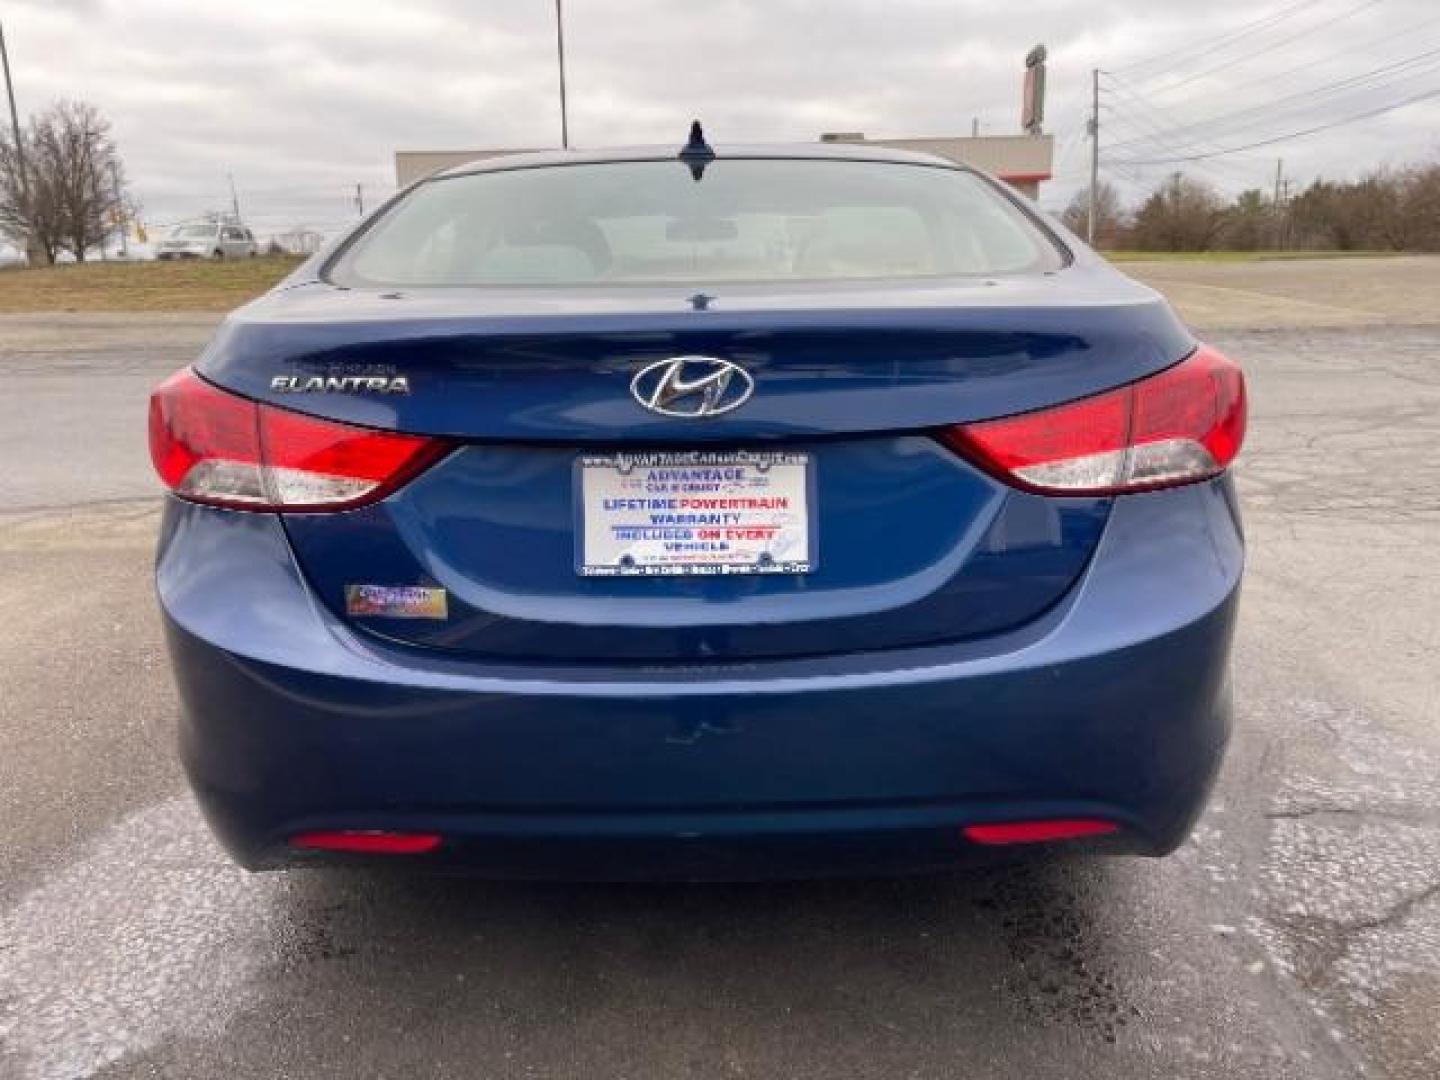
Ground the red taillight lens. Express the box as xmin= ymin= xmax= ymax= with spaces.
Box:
xmin=938 ymin=344 xmax=1246 ymax=495
xmin=148 ymin=369 xmax=450 ymax=511
xmin=963 ymin=819 xmax=1119 ymax=845
xmin=290 ymin=830 xmax=443 ymax=855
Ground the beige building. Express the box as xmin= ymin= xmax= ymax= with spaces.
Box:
xmin=394 ymin=149 xmax=542 ymax=188
xmin=816 ymin=133 xmax=1054 ymax=199
xmin=393 ymin=133 xmax=1054 ymax=198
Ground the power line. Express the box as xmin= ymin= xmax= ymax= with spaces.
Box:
xmin=1111 ymin=0 xmax=1324 ymax=78
xmin=1102 ymin=112 xmax=1260 ymax=185
xmin=1110 ymin=84 xmax=1440 ymax=165
xmin=1140 ymin=0 xmax=1387 ymax=99
xmin=1193 ymin=10 xmax=1440 ymax=102
xmin=1067 ymin=4 xmax=1433 ymax=204
xmin=1045 ymin=102 xmax=1092 ymax=173
xmin=1102 ymin=45 xmax=1440 ymax=155
xmin=1102 ymin=78 xmax=1269 ymax=172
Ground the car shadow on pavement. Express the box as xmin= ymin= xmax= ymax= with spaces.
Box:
xmin=267 ymin=855 xmax=1141 ymax=1046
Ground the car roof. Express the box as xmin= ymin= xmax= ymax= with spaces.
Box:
xmin=433 ymin=142 xmax=965 ymax=180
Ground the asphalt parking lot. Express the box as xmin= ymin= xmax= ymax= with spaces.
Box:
xmin=2 ymin=255 xmax=1438 ymax=1079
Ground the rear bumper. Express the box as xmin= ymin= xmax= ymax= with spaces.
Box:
xmin=157 ymin=479 xmax=1242 ymax=879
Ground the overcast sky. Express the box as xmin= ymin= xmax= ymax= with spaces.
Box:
xmin=5 ymin=0 xmax=1438 ymax=236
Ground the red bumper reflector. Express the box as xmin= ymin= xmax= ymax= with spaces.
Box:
xmin=290 ymin=830 xmax=443 ymax=855
xmin=962 ymin=819 xmax=1119 ymax=846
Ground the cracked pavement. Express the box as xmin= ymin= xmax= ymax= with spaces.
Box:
xmin=1 ymin=257 xmax=1438 ymax=1078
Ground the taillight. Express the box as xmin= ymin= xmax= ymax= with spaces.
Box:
xmin=938 ymin=344 xmax=1246 ymax=496
xmin=148 ymin=368 xmax=450 ymax=511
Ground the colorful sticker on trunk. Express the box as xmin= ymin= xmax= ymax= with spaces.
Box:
xmin=345 ymin=585 xmax=448 ymax=619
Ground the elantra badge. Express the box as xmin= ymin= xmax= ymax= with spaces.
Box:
xmin=630 ymin=356 xmax=754 ymax=418
xmin=271 ymin=374 xmax=410 ymax=394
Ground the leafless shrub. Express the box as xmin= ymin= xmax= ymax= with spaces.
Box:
xmin=1124 ymin=173 xmax=1229 ymax=252
xmin=1060 ymin=181 xmax=1129 ymax=247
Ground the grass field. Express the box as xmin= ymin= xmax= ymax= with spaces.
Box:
xmin=0 ymin=249 xmax=1408 ymax=313
xmin=1104 ymin=249 xmax=1396 ymax=263
xmin=0 ymin=256 xmax=304 ymax=312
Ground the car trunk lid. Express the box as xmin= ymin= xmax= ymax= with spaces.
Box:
xmin=200 ymin=270 xmax=1193 ymax=662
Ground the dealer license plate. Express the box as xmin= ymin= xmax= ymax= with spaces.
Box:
xmin=577 ymin=451 xmax=814 ymax=577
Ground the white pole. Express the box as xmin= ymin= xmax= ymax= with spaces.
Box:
xmin=1087 ymin=68 xmax=1099 ymax=246
xmin=555 ymin=0 xmax=569 ymax=149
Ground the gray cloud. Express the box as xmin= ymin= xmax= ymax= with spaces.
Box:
xmin=2 ymin=0 xmax=1436 ymax=232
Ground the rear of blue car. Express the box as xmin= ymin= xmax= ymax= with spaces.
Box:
xmin=150 ymin=149 xmax=1246 ymax=879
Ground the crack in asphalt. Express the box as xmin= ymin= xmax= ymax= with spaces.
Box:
xmin=1332 ymin=882 xmax=1440 ymax=937
xmin=1263 ymin=806 xmax=1438 ymax=824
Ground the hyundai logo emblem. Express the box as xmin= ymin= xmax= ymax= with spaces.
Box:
xmin=630 ymin=356 xmax=755 ymax=419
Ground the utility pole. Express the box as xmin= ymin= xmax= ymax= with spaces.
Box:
xmin=554 ymin=0 xmax=569 ymax=149
xmin=110 ymin=159 xmax=127 ymax=257
xmin=227 ymin=173 xmax=241 ymax=222
xmin=971 ymin=117 xmax=979 ymax=137
xmin=1 ymin=20 xmax=39 ymax=264
xmin=1281 ymin=176 xmax=1292 ymax=251
xmin=1272 ymin=158 xmax=1284 ymax=251
xmin=1087 ymin=68 xmax=1100 ymax=245
xmin=354 ymin=183 xmax=364 ymax=218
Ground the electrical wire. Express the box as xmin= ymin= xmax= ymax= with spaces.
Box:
xmin=1102 ymin=79 xmax=1271 ymax=171
xmin=1110 ymin=0 xmax=1325 ymax=78
xmin=1194 ymin=10 xmax=1440 ymax=101
xmin=1102 ymin=45 xmax=1440 ymax=155
xmin=1140 ymin=0 xmax=1387 ymax=99
xmin=1102 ymin=112 xmax=1259 ymax=185
xmin=1109 ymin=84 xmax=1440 ymax=164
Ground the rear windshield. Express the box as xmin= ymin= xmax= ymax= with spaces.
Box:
xmin=329 ymin=158 xmax=1064 ymax=287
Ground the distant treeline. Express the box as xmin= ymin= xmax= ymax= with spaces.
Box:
xmin=1062 ymin=161 xmax=1440 ymax=253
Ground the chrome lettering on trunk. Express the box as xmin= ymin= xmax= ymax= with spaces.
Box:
xmin=270 ymin=375 xmax=411 ymax=394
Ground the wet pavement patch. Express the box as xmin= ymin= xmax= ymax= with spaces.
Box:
xmin=978 ymin=861 xmax=1141 ymax=1043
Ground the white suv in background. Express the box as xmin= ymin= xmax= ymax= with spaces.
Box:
xmin=157 ymin=221 xmax=258 ymax=260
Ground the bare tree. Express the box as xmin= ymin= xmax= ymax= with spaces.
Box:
xmin=1282 ymin=164 xmax=1440 ymax=252
xmin=42 ymin=101 xmax=124 ymax=261
xmin=1217 ymin=189 xmax=1275 ymax=251
xmin=1366 ymin=165 xmax=1440 ymax=251
xmin=1288 ymin=179 xmax=1361 ymax=250
xmin=1401 ymin=163 xmax=1440 ymax=251
xmin=1061 ymin=159 xmax=1440 ymax=256
xmin=1060 ymin=181 xmax=1127 ymax=248
xmin=0 ymin=100 xmax=125 ymax=263
xmin=1127 ymin=174 xmax=1229 ymax=252
xmin=0 ymin=118 xmax=60 ymax=263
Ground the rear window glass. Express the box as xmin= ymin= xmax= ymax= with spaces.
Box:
xmin=329 ymin=159 xmax=1064 ymax=287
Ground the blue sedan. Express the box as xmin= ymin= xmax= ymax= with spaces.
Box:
xmin=149 ymin=136 xmax=1246 ymax=879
